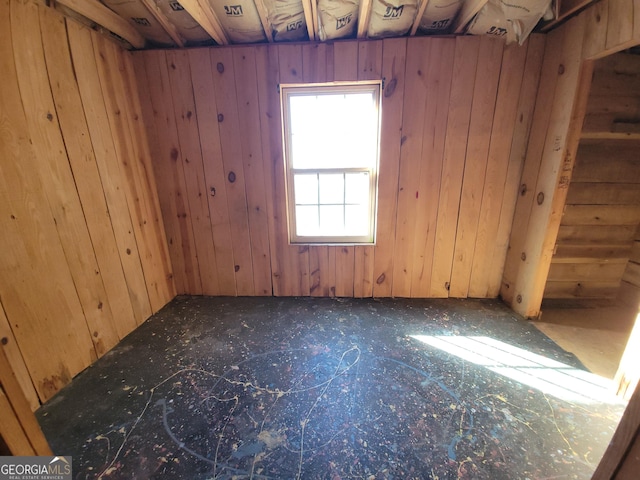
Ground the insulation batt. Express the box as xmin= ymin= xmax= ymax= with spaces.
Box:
xmin=318 ymin=0 xmax=359 ymax=40
xmin=418 ymin=0 xmax=464 ymax=34
xmin=154 ymin=0 xmax=211 ymax=43
xmin=101 ymin=0 xmax=174 ymax=45
xmin=367 ymin=0 xmax=419 ymax=38
xmin=209 ymin=0 xmax=267 ymax=43
xmin=264 ymin=0 xmax=308 ymax=41
xmin=466 ymin=0 xmax=553 ymax=45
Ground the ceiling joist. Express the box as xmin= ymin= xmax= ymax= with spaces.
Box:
xmin=253 ymin=0 xmax=274 ymax=42
xmin=140 ymin=0 xmax=185 ymax=47
xmin=453 ymin=0 xmax=488 ymax=34
xmin=357 ymin=0 xmax=372 ymax=39
xmin=178 ymin=0 xmax=229 ymax=45
xmin=301 ymin=0 xmax=316 ymax=41
xmin=55 ymin=0 xmax=146 ymax=48
xmin=410 ymin=0 xmax=431 ymax=36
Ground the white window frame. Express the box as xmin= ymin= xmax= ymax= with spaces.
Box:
xmin=280 ymin=81 xmax=382 ymax=245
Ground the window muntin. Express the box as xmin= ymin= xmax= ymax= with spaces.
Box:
xmin=281 ymin=82 xmax=381 ymax=244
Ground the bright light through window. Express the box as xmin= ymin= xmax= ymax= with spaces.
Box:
xmin=281 ymin=82 xmax=381 ymax=244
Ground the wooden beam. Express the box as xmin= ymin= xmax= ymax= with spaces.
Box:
xmin=253 ymin=0 xmax=274 ymax=42
xmin=55 ymin=0 xmax=145 ymax=48
xmin=301 ymin=0 xmax=316 ymax=41
xmin=357 ymin=0 xmax=372 ymax=39
xmin=140 ymin=0 xmax=185 ymax=47
xmin=453 ymin=0 xmax=488 ymax=34
xmin=178 ymin=0 xmax=229 ymax=45
xmin=540 ymin=0 xmax=595 ymax=33
xmin=410 ymin=0 xmax=431 ymax=36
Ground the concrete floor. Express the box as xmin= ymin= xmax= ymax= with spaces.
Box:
xmin=37 ymin=296 xmax=626 ymax=479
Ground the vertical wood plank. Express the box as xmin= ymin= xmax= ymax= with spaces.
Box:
xmin=278 ymin=44 xmax=310 ymax=296
xmin=487 ymin=35 xmax=546 ymax=297
xmin=449 ymin=37 xmax=504 ymax=298
xmin=255 ymin=45 xmax=293 ymax=297
xmin=0 ymin=347 xmax=51 ymax=455
xmin=166 ymin=50 xmax=221 ymax=295
xmin=354 ymin=40 xmax=383 ymax=298
xmin=583 ymin=0 xmax=609 ymax=60
xmin=67 ymin=21 xmax=152 ymax=326
xmin=0 ymin=301 xmax=39 ymax=411
xmin=118 ymin=49 xmax=176 ymax=311
xmin=430 ymin=37 xmax=480 ymax=297
xmin=138 ymin=50 xmax=201 ymax=295
xmin=500 ymin=26 xmax=567 ymax=304
xmin=188 ymin=48 xmax=237 ymax=296
xmin=372 ymin=38 xmax=407 ymax=298
xmin=211 ymin=47 xmax=257 ymax=295
xmin=0 ymin=389 xmax=34 ymax=455
xmin=511 ymin=15 xmax=587 ymax=317
xmin=92 ymin=34 xmax=158 ymax=319
xmin=40 ymin=7 xmax=127 ymax=347
xmin=392 ymin=39 xmax=432 ymax=298
xmin=1 ymin=0 xmax=94 ymax=401
xmin=410 ymin=38 xmax=454 ymax=298
xmin=233 ymin=47 xmax=273 ymax=296
xmin=12 ymin=0 xmax=109 ymax=357
xmin=333 ymin=41 xmax=359 ymax=297
xmin=606 ymin=0 xmax=633 ymax=52
xmin=468 ymin=41 xmax=528 ymax=298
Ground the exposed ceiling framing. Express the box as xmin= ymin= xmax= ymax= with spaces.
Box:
xmin=50 ymin=0 xmax=597 ymax=50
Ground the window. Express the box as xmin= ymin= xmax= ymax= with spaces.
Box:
xmin=280 ymin=81 xmax=382 ymax=244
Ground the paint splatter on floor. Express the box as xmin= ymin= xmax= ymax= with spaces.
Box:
xmin=37 ymin=297 xmax=625 ymax=479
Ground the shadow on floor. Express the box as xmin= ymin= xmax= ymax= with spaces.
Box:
xmin=38 ymin=297 xmax=626 ymax=479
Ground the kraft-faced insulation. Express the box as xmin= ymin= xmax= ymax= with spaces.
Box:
xmin=101 ymin=0 xmax=174 ymax=45
xmin=317 ymin=0 xmax=359 ymax=41
xmin=209 ymin=0 xmax=267 ymax=43
xmin=263 ymin=0 xmax=308 ymax=41
xmin=418 ymin=0 xmax=463 ymax=34
xmin=466 ymin=0 xmax=552 ymax=45
xmin=154 ymin=0 xmax=212 ymax=43
xmin=367 ymin=0 xmax=419 ymax=38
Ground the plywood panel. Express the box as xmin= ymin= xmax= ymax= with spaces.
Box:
xmin=449 ymin=37 xmax=503 ymax=298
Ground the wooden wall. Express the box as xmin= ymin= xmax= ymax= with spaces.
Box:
xmin=134 ymin=35 xmax=545 ymax=299
xmin=0 ymin=0 xmax=175 ymax=406
xmin=540 ymin=53 xmax=640 ymax=300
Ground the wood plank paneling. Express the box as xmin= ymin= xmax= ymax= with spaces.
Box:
xmin=134 ymin=36 xmax=538 ymax=301
xmin=0 ymin=1 xmax=173 ymax=403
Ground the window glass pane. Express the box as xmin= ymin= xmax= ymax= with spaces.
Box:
xmin=319 ymin=174 xmax=344 ymax=205
xmin=296 ymin=205 xmax=319 ymax=236
xmin=319 ymin=205 xmax=344 ymax=235
xmin=345 ymin=205 xmax=369 ymax=236
xmin=345 ymin=172 xmax=369 ymax=205
xmin=289 ymin=92 xmax=378 ymax=170
xmin=294 ymin=173 xmax=318 ymax=205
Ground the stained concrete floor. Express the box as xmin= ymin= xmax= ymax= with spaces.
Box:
xmin=37 ymin=297 xmax=627 ymax=479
